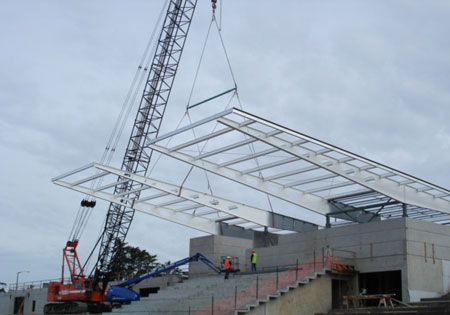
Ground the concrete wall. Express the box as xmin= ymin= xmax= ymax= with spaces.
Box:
xmin=0 ymin=288 xmax=48 ymax=315
xmin=249 ymin=218 xmax=410 ymax=299
xmin=263 ymin=218 xmax=407 ymax=273
xmin=189 ymin=218 xmax=450 ymax=302
xmin=0 ymin=293 xmax=10 ymax=314
xmin=189 ymin=234 xmax=253 ymax=277
xmin=405 ymin=219 xmax=450 ymax=301
xmin=246 ymin=275 xmax=332 ymax=315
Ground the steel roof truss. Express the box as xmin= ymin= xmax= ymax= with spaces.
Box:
xmin=195 ymin=129 xmax=282 ymax=160
xmin=169 ymin=127 xmax=233 ymax=151
xmin=70 ymin=171 xmax=109 ymax=187
xmin=174 ymin=204 xmax=204 ymax=212
xmin=116 ymin=185 xmax=150 ymax=197
xmin=53 ymin=178 xmax=218 ymax=234
xmin=93 ymin=163 xmax=317 ymax=232
xmin=306 ymin=180 xmax=357 ymax=194
xmin=217 ymin=117 xmax=450 ymax=214
xmin=94 ymin=179 xmax=130 ymax=192
xmin=264 ymin=164 xmax=321 ymax=181
xmin=242 ymin=157 xmax=298 ymax=175
xmin=284 ymin=173 xmax=340 ymax=188
xmin=219 ymin=147 xmax=279 ymax=167
xmin=148 ymin=143 xmax=331 ymax=215
xmin=138 ymin=191 xmax=170 ymax=202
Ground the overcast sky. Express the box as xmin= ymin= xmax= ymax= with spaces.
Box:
xmin=1 ymin=0 xmax=449 ymax=285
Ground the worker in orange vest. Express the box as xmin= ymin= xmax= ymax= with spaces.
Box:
xmin=224 ymin=256 xmax=232 ymax=279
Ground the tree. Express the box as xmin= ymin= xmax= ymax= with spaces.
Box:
xmin=111 ymin=240 xmax=159 ymax=281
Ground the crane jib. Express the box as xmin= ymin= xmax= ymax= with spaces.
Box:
xmin=92 ymin=0 xmax=198 ymax=290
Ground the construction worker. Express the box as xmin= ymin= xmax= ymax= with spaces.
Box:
xmin=224 ymin=256 xmax=232 ymax=279
xmin=250 ymin=249 xmax=258 ymax=272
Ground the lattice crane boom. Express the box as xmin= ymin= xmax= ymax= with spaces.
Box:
xmin=45 ymin=1 xmax=199 ymax=313
xmin=93 ymin=0 xmax=198 ymax=291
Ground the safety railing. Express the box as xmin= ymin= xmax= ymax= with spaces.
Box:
xmin=7 ymin=278 xmax=68 ymax=292
xmin=193 ymin=248 xmax=355 ymax=314
xmin=3 ymin=249 xmax=355 ymax=315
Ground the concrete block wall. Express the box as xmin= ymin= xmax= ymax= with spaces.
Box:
xmin=405 ymin=219 xmax=450 ymax=301
xmin=189 ymin=235 xmax=253 ymax=277
xmin=190 ymin=219 xmax=411 ymax=275
xmin=259 ymin=218 xmax=412 ymax=299
xmin=189 ymin=218 xmax=450 ymax=302
xmin=256 ymin=218 xmax=408 ymax=272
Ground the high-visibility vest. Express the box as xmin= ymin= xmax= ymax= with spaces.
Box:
xmin=251 ymin=253 xmax=258 ymax=264
xmin=224 ymin=258 xmax=231 ymax=269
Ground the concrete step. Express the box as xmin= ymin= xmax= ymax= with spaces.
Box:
xmin=112 ymin=268 xmax=326 ymax=314
xmin=111 ymin=271 xmax=280 ymax=314
xmin=229 ymin=270 xmax=327 ymax=315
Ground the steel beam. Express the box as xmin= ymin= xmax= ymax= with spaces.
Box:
xmin=92 ymin=163 xmax=317 ymax=232
xmin=217 ymin=117 xmax=450 ymax=214
xmin=148 ymin=143 xmax=331 ymax=215
xmin=306 ymin=181 xmax=356 ymax=194
xmin=242 ymin=157 xmax=298 ymax=175
xmin=219 ymin=147 xmax=279 ymax=167
xmin=145 ymin=108 xmax=233 ymax=146
xmin=53 ymin=162 xmax=318 ymax=233
xmin=53 ymin=179 xmax=218 ymax=234
xmin=169 ymin=127 xmax=232 ymax=151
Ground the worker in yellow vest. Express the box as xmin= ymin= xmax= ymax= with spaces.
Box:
xmin=224 ymin=256 xmax=232 ymax=279
xmin=251 ymin=249 xmax=258 ymax=272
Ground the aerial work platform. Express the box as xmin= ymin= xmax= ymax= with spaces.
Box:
xmin=53 ymin=108 xmax=450 ymax=232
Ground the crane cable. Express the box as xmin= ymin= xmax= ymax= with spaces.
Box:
xmin=169 ymin=2 xmax=243 ymax=198
xmin=144 ymin=1 xmax=223 ymax=183
xmin=183 ymin=90 xmax=237 ymax=196
xmin=78 ymin=0 xmax=170 ymax=270
xmin=182 ymin=4 xmax=275 ymax=215
xmin=144 ymin=1 xmax=235 ymax=201
xmin=211 ymin=4 xmax=273 ymax=212
xmin=68 ymin=0 xmax=170 ymax=242
xmin=185 ymin=17 xmax=214 ymax=109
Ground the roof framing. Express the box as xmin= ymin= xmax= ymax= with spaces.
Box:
xmin=53 ymin=108 xmax=450 ymax=231
xmin=146 ymin=108 xmax=450 ymax=226
xmin=52 ymin=163 xmax=317 ymax=235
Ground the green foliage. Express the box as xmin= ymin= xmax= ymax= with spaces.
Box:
xmin=111 ymin=240 xmax=159 ymax=281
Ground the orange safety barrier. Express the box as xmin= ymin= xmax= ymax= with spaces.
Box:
xmin=193 ymin=253 xmax=338 ymax=315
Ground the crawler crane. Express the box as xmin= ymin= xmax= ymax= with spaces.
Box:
xmin=44 ymin=0 xmax=200 ymax=313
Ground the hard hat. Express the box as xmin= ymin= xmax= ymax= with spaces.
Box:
xmin=251 ymin=249 xmax=255 ymax=252
xmin=227 ymin=256 xmax=231 ymax=259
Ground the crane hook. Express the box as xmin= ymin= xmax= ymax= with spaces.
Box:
xmin=211 ymin=0 xmax=217 ymax=13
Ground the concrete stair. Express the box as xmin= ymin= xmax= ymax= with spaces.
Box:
xmin=233 ymin=269 xmax=328 ymax=315
xmin=109 ymin=252 xmax=334 ymax=315
xmin=110 ymin=268 xmax=328 ymax=314
xmin=111 ymin=272 xmax=277 ymax=314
